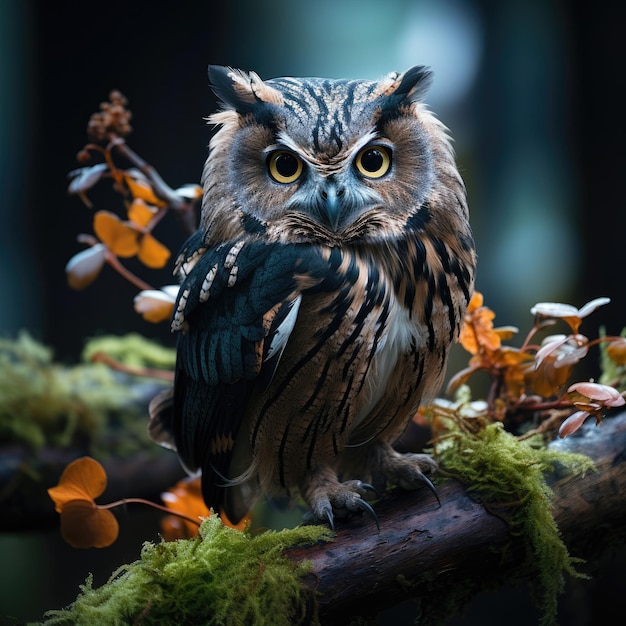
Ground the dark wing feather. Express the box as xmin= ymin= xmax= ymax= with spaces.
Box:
xmin=169 ymin=236 xmax=318 ymax=516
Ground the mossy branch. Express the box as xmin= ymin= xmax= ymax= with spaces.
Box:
xmin=34 ymin=412 xmax=626 ymax=625
xmin=286 ymin=412 xmax=626 ymax=625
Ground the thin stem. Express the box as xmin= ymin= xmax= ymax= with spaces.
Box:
xmin=486 ymin=373 xmax=501 ymax=414
xmin=587 ymin=336 xmax=624 ymax=347
xmin=518 ymin=322 xmax=542 ymax=353
xmin=144 ymin=205 xmax=170 ymax=235
xmin=99 ymin=497 xmax=201 ymax=527
xmin=103 ymin=249 xmax=154 ymax=291
xmin=108 ymin=136 xmax=199 ymax=236
xmin=518 ymin=397 xmax=572 ymax=411
xmin=76 ymin=234 xmax=154 ymax=291
xmin=91 ymin=351 xmax=174 ymax=381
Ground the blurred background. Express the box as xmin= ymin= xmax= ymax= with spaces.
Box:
xmin=1 ymin=0 xmax=624 ymax=623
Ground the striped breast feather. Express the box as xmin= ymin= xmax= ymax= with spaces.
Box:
xmin=172 ymin=237 xmax=326 ymax=387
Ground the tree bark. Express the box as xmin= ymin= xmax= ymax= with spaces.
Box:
xmin=286 ymin=413 xmax=626 ymax=624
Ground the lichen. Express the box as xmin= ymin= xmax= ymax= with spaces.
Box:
xmin=37 ymin=516 xmax=332 ymax=625
xmin=434 ymin=420 xmax=595 ymax=626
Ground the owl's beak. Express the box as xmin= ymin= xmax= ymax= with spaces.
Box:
xmin=318 ymin=181 xmax=345 ymax=232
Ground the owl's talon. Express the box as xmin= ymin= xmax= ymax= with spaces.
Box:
xmin=322 ymin=505 xmax=335 ymax=531
xmin=306 ymin=499 xmax=336 ymax=530
xmin=354 ymin=498 xmax=380 ymax=531
xmin=420 ymin=473 xmax=441 ymax=508
xmin=359 ymin=482 xmax=381 ymax=498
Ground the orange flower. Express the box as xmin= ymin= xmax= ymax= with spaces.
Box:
xmin=47 ymin=457 xmax=119 ymax=548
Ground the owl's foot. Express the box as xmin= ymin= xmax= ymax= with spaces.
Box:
xmin=374 ymin=443 xmax=440 ymax=506
xmin=301 ymin=475 xmax=379 ymax=531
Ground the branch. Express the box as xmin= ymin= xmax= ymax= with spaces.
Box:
xmin=110 ymin=138 xmax=198 ymax=236
xmin=286 ymin=413 xmax=626 ymax=624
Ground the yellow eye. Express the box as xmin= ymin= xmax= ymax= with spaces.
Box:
xmin=355 ymin=145 xmax=392 ymax=179
xmin=267 ymin=150 xmax=304 ymax=184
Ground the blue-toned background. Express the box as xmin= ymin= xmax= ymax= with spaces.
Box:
xmin=3 ymin=0 xmax=624 ymax=361
xmin=1 ymin=1 xmax=624 ymax=623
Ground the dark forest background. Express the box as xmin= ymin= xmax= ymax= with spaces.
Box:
xmin=2 ymin=1 xmax=624 ymax=364
xmin=1 ymin=1 xmax=625 ymax=624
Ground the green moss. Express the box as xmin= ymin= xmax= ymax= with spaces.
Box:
xmin=37 ymin=516 xmax=332 ymax=625
xmin=0 ymin=332 xmax=129 ymax=451
xmin=435 ymin=421 xmax=594 ymax=626
xmin=0 ymin=332 xmax=171 ymax=459
xmin=82 ymin=333 xmax=176 ymax=370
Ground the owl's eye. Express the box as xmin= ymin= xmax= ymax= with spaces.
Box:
xmin=355 ymin=145 xmax=392 ymax=179
xmin=267 ymin=150 xmax=304 ymax=184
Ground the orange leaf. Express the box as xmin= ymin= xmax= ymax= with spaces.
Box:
xmin=494 ymin=326 xmax=519 ymax=341
xmin=466 ymin=291 xmax=484 ymax=313
xmin=446 ymin=365 xmax=479 ymax=394
xmin=458 ymin=323 xmax=480 ymax=355
xmin=128 ymin=198 xmax=158 ymax=228
xmin=138 ymin=233 xmax=171 ymax=269
xmin=125 ymin=176 xmax=166 ymax=206
xmin=48 ymin=457 xmax=108 ymax=513
xmin=93 ymin=211 xmax=140 ymax=257
xmin=161 ymin=476 xmax=210 ymax=540
xmin=220 ymin=509 xmax=251 ymax=532
xmin=459 ymin=306 xmax=500 ymax=355
xmin=60 ymin=499 xmax=119 ymax=548
xmin=492 ymin=346 xmax=531 ymax=367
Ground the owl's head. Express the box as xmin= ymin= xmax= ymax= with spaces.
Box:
xmin=202 ymin=65 xmax=463 ymax=246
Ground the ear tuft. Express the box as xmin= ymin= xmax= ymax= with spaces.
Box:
xmin=395 ymin=65 xmax=433 ymax=102
xmin=208 ymin=65 xmax=283 ymax=113
xmin=375 ymin=65 xmax=433 ymax=105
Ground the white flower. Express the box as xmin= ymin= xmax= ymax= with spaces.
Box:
xmin=65 ymin=244 xmax=106 ymax=290
xmin=530 ymin=297 xmax=610 ymax=319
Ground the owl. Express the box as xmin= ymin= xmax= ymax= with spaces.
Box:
xmin=149 ymin=65 xmax=476 ymax=528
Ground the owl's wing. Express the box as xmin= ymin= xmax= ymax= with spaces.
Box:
xmin=150 ymin=235 xmax=309 ymax=517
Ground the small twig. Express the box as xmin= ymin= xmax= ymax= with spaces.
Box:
xmin=516 ymin=408 xmax=573 ymax=440
xmin=76 ymin=234 xmax=155 ymax=291
xmin=104 ymin=250 xmax=154 ymax=291
xmin=109 ymin=136 xmax=198 ymax=236
xmin=91 ymin=351 xmax=174 ymax=382
xmin=99 ymin=497 xmax=201 ymax=528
